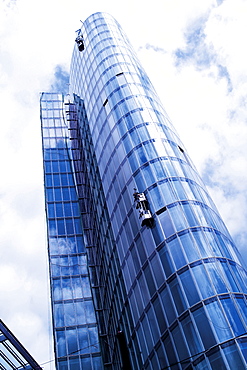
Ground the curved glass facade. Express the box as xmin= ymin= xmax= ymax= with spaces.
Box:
xmin=42 ymin=12 xmax=247 ymax=370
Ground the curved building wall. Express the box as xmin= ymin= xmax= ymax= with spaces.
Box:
xmin=69 ymin=12 xmax=247 ymax=369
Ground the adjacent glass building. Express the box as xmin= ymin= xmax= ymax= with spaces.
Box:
xmin=41 ymin=12 xmax=247 ymax=370
xmin=0 ymin=319 xmax=41 ymax=370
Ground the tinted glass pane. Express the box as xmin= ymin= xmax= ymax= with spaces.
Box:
xmin=193 ymin=306 xmax=216 ymax=348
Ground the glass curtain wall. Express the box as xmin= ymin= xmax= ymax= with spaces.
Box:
xmin=40 ymin=92 xmax=103 ymax=370
xmin=68 ymin=12 xmax=247 ymax=370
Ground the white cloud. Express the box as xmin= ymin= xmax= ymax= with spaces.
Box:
xmin=0 ymin=0 xmax=247 ymax=367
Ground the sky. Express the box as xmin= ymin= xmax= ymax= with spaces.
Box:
xmin=0 ymin=0 xmax=247 ymax=368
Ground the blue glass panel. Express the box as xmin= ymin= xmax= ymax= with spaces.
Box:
xmin=221 ymin=261 xmax=239 ymax=292
xmin=171 ymin=324 xmax=189 ymax=362
xmin=57 ymin=219 xmax=65 ymax=235
xmin=74 ymin=218 xmax=83 ymax=234
xmin=168 ymin=203 xmax=187 ymax=232
xmin=78 ymin=327 xmax=89 ymax=354
xmin=59 ymin=161 xmax=68 ymax=172
xmin=172 ymin=178 xmax=187 ymax=200
xmin=159 ymin=246 xmax=174 ymax=277
xmin=44 ymin=161 xmax=52 ymax=173
xmin=236 ymin=297 xmax=247 ymax=328
xmin=150 ymin=253 xmax=164 ymax=288
xmin=180 ymin=269 xmax=200 ymax=306
xmin=204 ymin=261 xmax=227 ymax=294
xmin=53 ymin=174 xmax=61 ymax=186
xmin=149 ymin=185 xmax=164 ymax=210
xmin=48 ymin=220 xmax=57 ymax=236
xmin=150 ymin=352 xmax=159 ymax=370
xmin=144 ymin=263 xmax=155 ymax=297
xmin=216 ymin=233 xmax=232 ymax=259
xmin=204 ymin=229 xmax=222 ymax=256
xmin=70 ymin=187 xmax=78 ymax=200
xmin=52 ymin=161 xmax=59 ymax=172
xmin=182 ymin=314 xmax=203 ymax=356
xmin=222 ymin=342 xmax=245 ymax=369
xmin=163 ymin=334 xmax=178 ymax=370
xmin=182 ymin=203 xmax=197 ymax=227
xmin=66 ymin=219 xmax=74 ymax=234
xmin=75 ymin=301 xmax=86 ymax=324
xmin=152 ymin=160 xmax=165 ymax=181
xmin=137 ymin=325 xmax=148 ymax=361
xmin=159 ymin=180 xmax=175 ymax=205
xmin=207 ymin=347 xmax=227 ymax=369
xmin=51 ymin=256 xmax=60 ymax=275
xmin=221 ymin=298 xmax=245 ymax=336
xmin=167 ymin=237 xmax=187 ymax=269
xmin=192 ymin=263 xmax=214 ymax=299
xmin=45 ymin=174 xmax=53 ymax=186
xmin=238 ymin=338 xmax=247 ymax=363
xmin=81 ymin=357 xmax=91 ymax=368
xmin=88 ymin=327 xmax=101 ymax=352
xmin=57 ymin=358 xmax=68 ymax=370
xmin=56 ymin=330 xmax=66 ymax=357
xmin=192 ymin=229 xmax=212 ymax=258
xmin=92 ymin=356 xmax=103 ymax=370
xmin=63 ymin=203 xmax=72 ymax=217
xmin=55 ymin=188 xmax=62 ymax=201
xmin=128 ymin=151 xmax=139 ymax=172
xmin=135 ymin=145 xmax=147 ymax=165
xmin=66 ymin=328 xmax=78 ymax=354
xmin=160 ymin=286 xmax=176 ymax=325
xmin=151 ymin=219 xmax=164 ymax=246
xmin=179 ymin=231 xmax=200 ymax=263
xmin=138 ymin=124 xmax=149 ymax=141
xmin=164 ymin=159 xmax=176 ymax=177
xmin=84 ymin=301 xmax=96 ymax=323
xmin=62 ymin=188 xmax=70 ymax=201
xmin=147 ymin=306 xmax=159 ymax=344
xmin=141 ymin=315 xmax=153 ymax=353
xmin=134 ymin=170 xmax=144 ymax=191
xmin=169 ymin=277 xmax=187 ymax=315
xmin=129 ymin=128 xmax=140 ymax=145
xmin=206 ymin=300 xmax=232 ymax=341
xmin=81 ymin=277 xmax=92 ymax=298
xmin=71 ymin=277 xmax=82 ymax=299
xmin=67 ymin=236 xmax=79 ymax=253
xmin=53 ymin=279 xmax=62 ymax=300
xmin=159 ymin=210 xmax=175 ymax=238
xmin=46 ymin=188 xmax=54 ymax=202
xmin=48 ymin=203 xmax=55 ymax=218
xmin=153 ymin=297 xmax=166 ymax=333
xmin=135 ymin=234 xmax=147 ymax=264
xmin=235 ymin=266 xmax=247 ymax=294
xmin=54 ymin=303 xmax=65 ymax=327
xmin=193 ymin=305 xmax=216 ymax=348
xmin=157 ymin=343 xmax=169 ymax=369
xmin=62 ymin=278 xmax=72 ymax=299
xmin=144 ymin=141 xmax=157 ymax=160
xmin=61 ymin=174 xmax=69 ymax=186
xmin=69 ymin=358 xmax=80 ymax=370
xmin=142 ymin=164 xmax=155 ymax=187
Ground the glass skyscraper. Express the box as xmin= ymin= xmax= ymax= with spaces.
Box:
xmin=41 ymin=12 xmax=247 ymax=370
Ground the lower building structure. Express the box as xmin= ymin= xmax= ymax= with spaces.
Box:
xmin=0 ymin=319 xmax=42 ymax=370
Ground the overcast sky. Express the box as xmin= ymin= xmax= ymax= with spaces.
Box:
xmin=1 ymin=0 xmax=247 ymax=368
